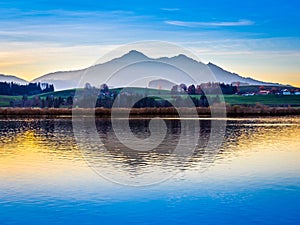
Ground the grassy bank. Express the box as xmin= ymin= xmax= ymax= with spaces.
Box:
xmin=0 ymin=106 xmax=300 ymax=117
xmin=0 ymin=95 xmax=22 ymax=107
xmin=223 ymin=94 xmax=300 ymax=106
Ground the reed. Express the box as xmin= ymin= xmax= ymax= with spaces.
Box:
xmin=0 ymin=106 xmax=300 ymax=117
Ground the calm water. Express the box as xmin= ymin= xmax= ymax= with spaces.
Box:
xmin=0 ymin=116 xmax=299 ymax=225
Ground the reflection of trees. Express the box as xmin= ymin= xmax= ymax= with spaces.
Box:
xmin=2 ymin=117 xmax=297 ymax=178
xmin=0 ymin=117 xmax=218 ymax=172
xmin=86 ymin=118 xmax=212 ymax=171
xmin=92 ymin=119 xmax=182 ymax=169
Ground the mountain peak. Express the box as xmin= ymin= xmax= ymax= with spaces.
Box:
xmin=128 ymin=49 xmax=145 ymax=55
xmin=30 ymin=52 xmax=283 ymax=90
xmin=170 ymin=53 xmax=191 ymax=60
xmin=118 ymin=50 xmax=149 ymax=61
xmin=166 ymin=54 xmax=200 ymax=64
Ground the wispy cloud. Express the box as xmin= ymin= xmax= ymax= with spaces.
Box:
xmin=160 ymin=8 xmax=180 ymax=12
xmin=165 ymin=19 xmax=254 ymax=27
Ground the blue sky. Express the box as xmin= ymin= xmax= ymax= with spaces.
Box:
xmin=0 ymin=0 xmax=299 ymax=85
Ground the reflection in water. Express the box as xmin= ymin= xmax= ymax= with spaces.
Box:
xmin=0 ymin=117 xmax=299 ymax=224
xmin=0 ymin=117 xmax=300 ymax=181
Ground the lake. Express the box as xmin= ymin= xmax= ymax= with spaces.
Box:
xmin=0 ymin=116 xmax=299 ymax=225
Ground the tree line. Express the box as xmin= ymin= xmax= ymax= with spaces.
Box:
xmin=13 ymin=95 xmax=73 ymax=108
xmin=171 ymin=82 xmax=237 ymax=95
xmin=74 ymin=83 xmax=226 ymax=108
xmin=0 ymin=82 xmax=54 ymax=96
xmin=8 ymin=82 xmax=233 ymax=108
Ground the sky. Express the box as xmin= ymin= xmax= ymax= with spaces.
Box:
xmin=0 ymin=0 xmax=299 ymax=86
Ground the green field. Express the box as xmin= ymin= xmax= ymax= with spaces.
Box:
xmin=37 ymin=89 xmax=77 ymax=99
xmin=223 ymin=94 xmax=300 ymax=106
xmin=1 ymin=87 xmax=300 ymax=107
xmin=0 ymin=95 xmax=22 ymax=107
xmin=112 ymin=87 xmax=170 ymax=95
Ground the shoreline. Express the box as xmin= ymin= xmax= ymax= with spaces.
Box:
xmin=0 ymin=106 xmax=300 ymax=117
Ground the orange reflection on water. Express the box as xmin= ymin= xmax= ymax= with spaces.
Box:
xmin=0 ymin=117 xmax=299 ymax=187
xmin=0 ymin=129 xmax=91 ymax=186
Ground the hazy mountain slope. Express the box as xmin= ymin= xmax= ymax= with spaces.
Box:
xmin=148 ymin=79 xmax=176 ymax=90
xmin=32 ymin=50 xmax=151 ymax=90
xmin=207 ymin=63 xmax=281 ymax=86
xmin=0 ymin=74 xmax=28 ymax=84
xmin=31 ymin=50 xmax=282 ymax=91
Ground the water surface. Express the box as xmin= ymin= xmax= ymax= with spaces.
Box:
xmin=0 ymin=117 xmax=299 ymax=225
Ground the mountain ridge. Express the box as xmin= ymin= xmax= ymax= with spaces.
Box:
xmin=0 ymin=74 xmax=28 ymax=84
xmin=207 ymin=62 xmax=282 ymax=86
xmin=0 ymin=50 xmax=285 ymax=90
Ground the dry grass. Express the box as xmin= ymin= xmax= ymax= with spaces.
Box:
xmin=226 ymin=105 xmax=300 ymax=116
xmin=0 ymin=108 xmax=72 ymax=116
xmin=0 ymin=106 xmax=300 ymax=117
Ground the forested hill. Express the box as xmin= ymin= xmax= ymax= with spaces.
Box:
xmin=0 ymin=82 xmax=54 ymax=96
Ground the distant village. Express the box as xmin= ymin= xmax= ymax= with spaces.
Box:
xmin=241 ymin=88 xmax=300 ymax=96
xmin=232 ymin=82 xmax=300 ymax=96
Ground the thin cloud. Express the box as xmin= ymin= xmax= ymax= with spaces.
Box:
xmin=160 ymin=8 xmax=180 ymax=11
xmin=0 ymin=8 xmax=134 ymax=16
xmin=165 ymin=20 xmax=254 ymax=27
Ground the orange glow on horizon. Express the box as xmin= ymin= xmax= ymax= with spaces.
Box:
xmin=0 ymin=45 xmax=298 ymax=87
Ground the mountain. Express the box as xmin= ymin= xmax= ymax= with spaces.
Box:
xmin=30 ymin=50 xmax=281 ymax=90
xmin=0 ymin=74 xmax=27 ymax=84
xmin=148 ymin=79 xmax=176 ymax=90
xmin=207 ymin=63 xmax=281 ymax=86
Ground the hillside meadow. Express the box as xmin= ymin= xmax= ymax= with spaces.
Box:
xmin=1 ymin=93 xmax=300 ymax=107
xmin=1 ymin=85 xmax=300 ymax=113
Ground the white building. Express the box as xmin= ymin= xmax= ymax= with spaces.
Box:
xmin=294 ymin=91 xmax=300 ymax=95
xmin=282 ymin=89 xmax=291 ymax=95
